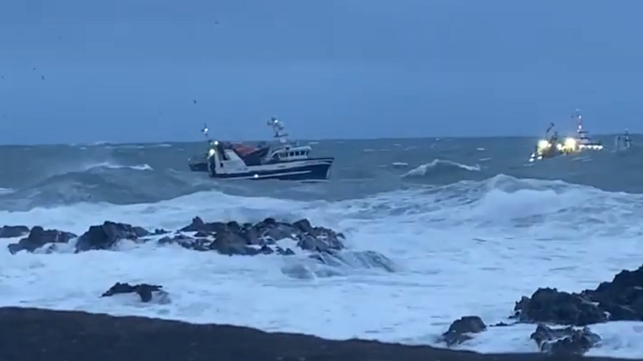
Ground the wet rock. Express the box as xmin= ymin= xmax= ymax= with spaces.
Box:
xmin=174 ymin=217 xmax=344 ymax=257
xmin=580 ymin=265 xmax=643 ymax=322
xmin=530 ymin=324 xmax=601 ymax=355
xmin=101 ymin=282 xmax=165 ymax=303
xmin=275 ymin=246 xmax=295 ymax=256
xmin=193 ymin=230 xmax=210 ymax=238
xmin=179 ymin=216 xmax=227 ymax=233
xmin=512 ymin=288 xmax=607 ymax=326
xmin=158 ymin=234 xmax=211 ymax=251
xmin=152 ymin=228 xmax=169 ymax=235
xmin=210 ymin=229 xmax=254 ymax=256
xmin=440 ymin=316 xmax=487 ymax=347
xmin=4 ymin=217 xmax=357 ymax=264
xmin=514 ymin=264 xmax=643 ymax=326
xmin=75 ymin=221 xmax=150 ymax=252
xmin=0 ymin=225 xmax=30 ymax=238
xmin=7 ymin=226 xmax=77 ymax=254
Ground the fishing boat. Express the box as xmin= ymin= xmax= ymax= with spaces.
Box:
xmin=528 ymin=110 xmax=604 ymax=162
xmin=188 ymin=117 xmax=334 ymax=180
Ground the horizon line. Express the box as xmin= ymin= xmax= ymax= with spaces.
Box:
xmin=0 ymin=132 xmax=635 ymax=147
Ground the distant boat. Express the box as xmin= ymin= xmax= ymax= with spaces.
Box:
xmin=571 ymin=109 xmax=603 ymax=150
xmin=528 ymin=110 xmax=604 ymax=162
xmin=188 ymin=117 xmax=334 ymax=181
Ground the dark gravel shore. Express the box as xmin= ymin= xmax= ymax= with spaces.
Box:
xmin=0 ymin=307 xmax=635 ymax=361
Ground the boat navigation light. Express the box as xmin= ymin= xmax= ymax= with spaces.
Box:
xmin=537 ymin=139 xmax=550 ymax=150
xmin=564 ymin=137 xmax=577 ymax=149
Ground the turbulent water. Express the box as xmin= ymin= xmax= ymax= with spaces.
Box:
xmin=1 ymin=135 xmax=643 ymax=357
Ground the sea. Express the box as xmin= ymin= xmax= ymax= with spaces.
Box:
xmin=1 ymin=135 xmax=642 ymax=358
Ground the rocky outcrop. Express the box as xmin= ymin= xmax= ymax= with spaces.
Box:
xmin=440 ymin=316 xmax=487 ymax=347
xmin=1 ymin=217 xmax=393 ymax=272
xmin=7 ymin=226 xmax=76 ymax=254
xmin=441 ymin=264 xmax=643 ymax=355
xmin=512 ymin=288 xmax=607 ymax=326
xmin=2 ymin=217 xmax=344 ymax=256
xmin=0 ymin=225 xmax=29 ymax=238
xmin=76 ymin=222 xmax=155 ymax=252
xmin=530 ymin=324 xmax=601 ymax=355
xmin=512 ymin=265 xmax=643 ymax=326
xmin=0 ymin=307 xmax=628 ymax=361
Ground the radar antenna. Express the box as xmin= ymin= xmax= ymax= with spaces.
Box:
xmin=201 ymin=123 xmax=215 ymax=145
xmin=267 ymin=116 xmax=289 ymax=144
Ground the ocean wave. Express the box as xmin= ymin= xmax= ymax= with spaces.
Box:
xmin=1 ymin=172 xmax=642 ymax=357
xmin=1 ymin=139 xmax=642 ymax=358
xmin=83 ymin=162 xmax=154 ymax=171
xmin=1 ymin=174 xmax=639 ymax=237
xmin=402 ymin=159 xmax=481 ymax=178
xmin=0 ymin=161 xmax=210 ymax=209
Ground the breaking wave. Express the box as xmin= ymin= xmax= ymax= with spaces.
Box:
xmin=402 ymin=159 xmax=481 ymax=177
xmin=0 ymin=160 xmax=213 ymax=209
xmin=1 ymin=172 xmax=642 ymax=357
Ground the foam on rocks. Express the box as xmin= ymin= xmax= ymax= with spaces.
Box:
xmin=3 ymin=216 xmax=643 ymax=358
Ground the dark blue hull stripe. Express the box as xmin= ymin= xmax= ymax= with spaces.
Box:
xmin=208 ymin=159 xmax=333 ymax=180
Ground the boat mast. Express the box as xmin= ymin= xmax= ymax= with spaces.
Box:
xmin=201 ymin=123 xmax=214 ymax=145
xmin=574 ymin=109 xmax=589 ymax=134
xmin=267 ymin=117 xmax=289 ymax=144
xmin=572 ymin=109 xmax=590 ymax=141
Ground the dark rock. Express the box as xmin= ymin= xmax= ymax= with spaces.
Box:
xmin=152 ymin=228 xmax=168 ymax=235
xmin=193 ymin=230 xmax=210 ymax=238
xmin=157 ymin=234 xmax=211 ymax=251
xmin=512 ymin=288 xmax=607 ymax=326
xmin=175 ymin=216 xmax=345 ymax=257
xmin=530 ymin=324 xmax=601 ymax=355
xmin=0 ymin=307 xmax=629 ymax=361
xmin=179 ymin=216 xmax=227 ymax=234
xmin=581 ymin=265 xmax=643 ymax=322
xmin=441 ymin=316 xmax=487 ymax=347
xmin=293 ymin=218 xmax=315 ymax=234
xmin=179 ymin=216 xmax=206 ymax=232
xmin=75 ymin=221 xmax=150 ymax=252
xmin=7 ymin=226 xmax=77 ymax=254
xmin=514 ymin=264 xmax=643 ymax=326
xmin=210 ymin=229 xmax=253 ymax=256
xmin=101 ymin=282 xmax=165 ymax=303
xmin=4 ymin=217 xmax=358 ymax=264
xmin=275 ymin=246 xmax=295 ymax=256
xmin=241 ymin=226 xmax=260 ymax=245
xmin=0 ymin=225 xmax=30 ymax=238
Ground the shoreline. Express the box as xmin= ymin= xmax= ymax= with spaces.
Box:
xmin=0 ymin=307 xmax=635 ymax=361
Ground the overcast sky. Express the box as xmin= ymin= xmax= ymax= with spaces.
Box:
xmin=1 ymin=0 xmax=642 ymax=144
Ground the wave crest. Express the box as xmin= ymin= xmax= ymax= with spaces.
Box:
xmin=402 ymin=159 xmax=481 ymax=178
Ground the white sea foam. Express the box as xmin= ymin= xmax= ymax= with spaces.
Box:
xmin=84 ymin=162 xmax=153 ymax=171
xmin=403 ymin=159 xmax=481 ymax=177
xmin=0 ymin=174 xmax=642 ymax=358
